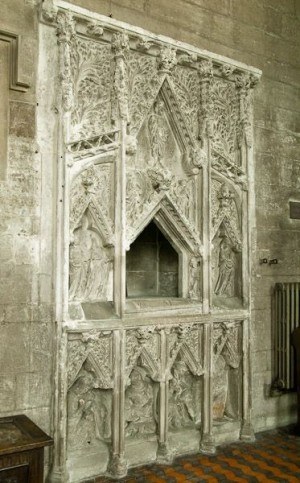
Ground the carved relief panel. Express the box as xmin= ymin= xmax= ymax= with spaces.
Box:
xmin=69 ymin=164 xmax=114 ymax=303
xmin=66 ymin=331 xmax=113 ymax=454
xmin=125 ymin=328 xmax=160 ymax=440
xmin=212 ymin=322 xmax=242 ymax=422
xmin=168 ymin=324 xmax=204 ymax=432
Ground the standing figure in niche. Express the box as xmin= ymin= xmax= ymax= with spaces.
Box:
xmin=69 ymin=216 xmax=93 ymax=300
xmin=213 ymin=330 xmax=240 ymax=420
xmin=189 ymin=257 xmax=201 ymax=300
xmin=148 ymin=99 xmax=168 ymax=164
xmin=125 ymin=366 xmax=156 ymax=437
xmin=215 ymin=237 xmax=235 ymax=297
xmin=84 ymin=234 xmax=112 ymax=301
xmin=69 ymin=215 xmax=111 ymax=301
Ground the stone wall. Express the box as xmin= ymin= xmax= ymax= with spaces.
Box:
xmin=0 ymin=0 xmax=299 ymax=471
xmin=0 ymin=0 xmax=53 ymax=437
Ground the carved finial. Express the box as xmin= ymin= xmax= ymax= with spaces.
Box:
xmin=158 ymin=46 xmax=177 ymax=74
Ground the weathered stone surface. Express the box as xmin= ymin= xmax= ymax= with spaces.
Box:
xmin=0 ymin=375 xmax=16 ymax=409
xmin=9 ymin=101 xmax=36 ymax=139
xmin=16 ymin=372 xmax=52 ymax=410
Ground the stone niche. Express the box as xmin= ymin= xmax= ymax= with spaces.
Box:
xmin=39 ymin=1 xmax=261 ymax=481
xmin=126 ymin=221 xmax=179 ymax=298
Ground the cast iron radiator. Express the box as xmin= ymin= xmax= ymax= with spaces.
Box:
xmin=272 ymin=282 xmax=300 ymax=391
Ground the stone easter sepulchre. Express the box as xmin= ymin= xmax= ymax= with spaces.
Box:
xmin=40 ymin=1 xmax=261 ymax=481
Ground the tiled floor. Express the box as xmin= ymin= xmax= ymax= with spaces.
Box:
xmin=93 ymin=426 xmax=300 ymax=482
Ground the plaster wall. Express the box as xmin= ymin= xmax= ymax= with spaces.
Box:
xmin=0 ymin=0 xmax=299 ymax=471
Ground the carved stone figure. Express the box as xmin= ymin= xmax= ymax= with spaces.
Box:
xmin=69 ymin=215 xmax=112 ymax=301
xmin=125 ymin=366 xmax=157 ymax=438
xmin=169 ymin=360 xmax=197 ymax=429
xmin=170 ymin=178 xmax=194 ymax=222
xmin=112 ymin=32 xmax=130 ymax=122
xmin=148 ymin=99 xmax=168 ymax=164
xmin=213 ymin=326 xmax=241 ymax=420
xmin=188 ymin=257 xmax=201 ymax=299
xmin=158 ymin=46 xmax=177 ymax=74
xmin=214 ymin=237 xmax=235 ymax=297
xmin=67 ymin=360 xmax=111 ymax=450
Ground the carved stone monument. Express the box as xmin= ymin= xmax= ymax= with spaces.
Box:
xmin=39 ymin=1 xmax=261 ymax=481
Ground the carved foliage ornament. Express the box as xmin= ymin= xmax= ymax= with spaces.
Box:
xmin=112 ymin=32 xmax=130 ymax=122
xmin=56 ymin=11 xmax=76 ymax=112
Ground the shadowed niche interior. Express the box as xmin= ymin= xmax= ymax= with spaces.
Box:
xmin=126 ymin=221 xmax=179 ymax=298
